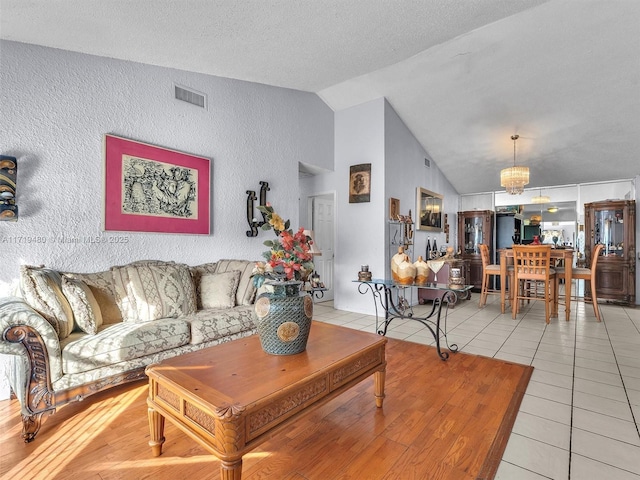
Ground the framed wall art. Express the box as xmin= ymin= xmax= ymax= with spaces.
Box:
xmin=416 ymin=187 xmax=443 ymax=232
xmin=348 ymin=163 xmax=371 ymax=203
xmin=389 ymin=197 xmax=400 ymax=220
xmin=104 ymin=134 xmax=211 ymax=234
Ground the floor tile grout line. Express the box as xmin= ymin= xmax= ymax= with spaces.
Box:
xmin=600 ymin=309 xmax=640 ymax=441
xmin=571 ymin=422 xmax=640 ymax=449
xmin=499 ymin=459 xmax=556 ymax=479
xmin=568 ymin=307 xmax=579 ymax=480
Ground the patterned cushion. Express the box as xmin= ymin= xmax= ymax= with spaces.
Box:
xmin=111 ymin=260 xmax=177 ymax=322
xmin=61 ymin=276 xmax=103 ymax=335
xmin=61 ymin=317 xmax=190 ymax=374
xmin=182 ymin=305 xmax=257 ymax=345
xmin=125 ymin=263 xmax=197 ymax=322
xmin=190 ymin=262 xmax=217 ymax=309
xmin=200 ymin=271 xmax=241 ymax=309
xmin=214 ymin=259 xmax=257 ymax=306
xmin=20 ymin=265 xmax=74 ymax=339
xmin=65 ymin=270 xmax=122 ymax=324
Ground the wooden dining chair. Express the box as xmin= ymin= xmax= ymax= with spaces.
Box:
xmin=556 ymin=243 xmax=604 ymax=322
xmin=479 ymin=243 xmax=508 ymax=307
xmin=512 ymin=245 xmax=556 ymax=324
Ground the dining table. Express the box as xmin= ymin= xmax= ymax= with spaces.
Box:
xmin=499 ymin=247 xmax=575 ymax=321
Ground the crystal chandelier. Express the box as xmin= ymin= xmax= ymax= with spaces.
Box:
xmin=500 ymin=134 xmax=529 ymax=195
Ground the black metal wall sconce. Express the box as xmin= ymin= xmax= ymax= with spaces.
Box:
xmin=246 ymin=181 xmax=270 ymax=237
xmin=0 ymin=155 xmax=18 ymax=221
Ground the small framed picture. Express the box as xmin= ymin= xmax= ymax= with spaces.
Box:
xmin=417 ymin=187 xmax=443 ymax=232
xmin=389 ymin=197 xmax=400 ymax=220
xmin=349 ymin=163 xmax=371 ymax=203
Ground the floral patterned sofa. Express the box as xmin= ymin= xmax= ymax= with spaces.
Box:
xmin=0 ymin=259 xmax=258 ymax=442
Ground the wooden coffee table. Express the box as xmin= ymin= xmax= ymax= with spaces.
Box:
xmin=146 ymin=321 xmax=387 ymax=480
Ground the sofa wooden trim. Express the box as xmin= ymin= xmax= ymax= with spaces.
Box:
xmin=4 ymin=323 xmax=147 ymax=442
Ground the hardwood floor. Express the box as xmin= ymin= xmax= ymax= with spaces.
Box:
xmin=0 ymin=338 xmax=532 ymax=480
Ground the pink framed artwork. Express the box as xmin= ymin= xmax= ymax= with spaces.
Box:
xmin=104 ymin=135 xmax=211 ymax=234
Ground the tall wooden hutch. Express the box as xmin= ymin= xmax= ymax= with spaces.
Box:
xmin=584 ymin=199 xmax=636 ymax=305
xmin=457 ymin=210 xmax=494 ymax=290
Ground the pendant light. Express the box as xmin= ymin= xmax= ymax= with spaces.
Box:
xmin=531 ymin=188 xmax=551 ymax=204
xmin=500 ymin=134 xmax=529 ymax=195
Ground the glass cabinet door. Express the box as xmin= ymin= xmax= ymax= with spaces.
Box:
xmin=594 ymin=208 xmax=625 ymax=257
xmin=463 ymin=217 xmax=484 ymax=254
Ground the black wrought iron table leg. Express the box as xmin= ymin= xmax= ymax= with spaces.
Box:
xmin=355 ymin=281 xmax=463 ymax=360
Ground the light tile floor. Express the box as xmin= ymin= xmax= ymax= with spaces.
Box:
xmin=312 ymin=291 xmax=640 ymax=479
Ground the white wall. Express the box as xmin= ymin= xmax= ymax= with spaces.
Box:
xmin=459 ymin=193 xmax=494 ymax=212
xmin=332 ymin=99 xmax=386 ymax=314
xmin=0 ymin=41 xmax=333 ymax=286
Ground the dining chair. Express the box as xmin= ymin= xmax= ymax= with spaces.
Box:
xmin=512 ymin=245 xmax=556 ymax=324
xmin=479 ymin=243 xmax=507 ymax=307
xmin=556 ymin=243 xmax=604 ymax=322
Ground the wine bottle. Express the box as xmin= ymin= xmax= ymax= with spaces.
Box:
xmin=432 ymin=237 xmax=438 ymax=257
xmin=426 ymin=236 xmax=431 ymax=260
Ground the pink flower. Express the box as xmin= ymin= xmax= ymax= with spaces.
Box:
xmin=250 ymin=204 xmax=315 ymax=287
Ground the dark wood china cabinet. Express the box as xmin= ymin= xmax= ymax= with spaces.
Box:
xmin=584 ymin=199 xmax=635 ymax=305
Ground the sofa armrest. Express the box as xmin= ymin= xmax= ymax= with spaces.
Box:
xmin=0 ymin=297 xmax=63 ymax=414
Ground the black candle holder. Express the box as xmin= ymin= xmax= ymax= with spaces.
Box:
xmin=246 ymin=181 xmax=270 ymax=237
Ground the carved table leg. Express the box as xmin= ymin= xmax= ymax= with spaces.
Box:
xmin=374 ymin=369 xmax=386 ymax=408
xmin=148 ymin=407 xmax=165 ymax=456
xmin=220 ymin=458 xmax=243 ymax=480
xmin=22 ymin=412 xmax=45 ymax=443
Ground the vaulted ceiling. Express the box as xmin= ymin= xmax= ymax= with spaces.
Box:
xmin=1 ymin=0 xmax=638 ymax=194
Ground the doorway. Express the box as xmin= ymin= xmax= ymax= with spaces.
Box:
xmin=307 ymin=193 xmax=335 ymax=301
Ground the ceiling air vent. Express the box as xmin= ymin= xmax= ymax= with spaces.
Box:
xmin=424 ymin=157 xmax=431 ymax=168
xmin=174 ymin=84 xmax=206 ymax=109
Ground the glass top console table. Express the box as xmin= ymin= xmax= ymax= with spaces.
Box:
xmin=354 ymin=279 xmax=473 ymax=360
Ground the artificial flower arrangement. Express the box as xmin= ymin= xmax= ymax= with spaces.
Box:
xmin=251 ymin=203 xmax=315 ymax=288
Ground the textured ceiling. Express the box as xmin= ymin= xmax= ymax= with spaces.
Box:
xmin=1 ymin=0 xmax=638 ymax=194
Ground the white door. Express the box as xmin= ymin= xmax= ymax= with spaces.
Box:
xmin=312 ymin=195 xmax=335 ymax=301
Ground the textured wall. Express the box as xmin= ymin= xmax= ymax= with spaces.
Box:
xmin=0 ymin=41 xmax=333 ymax=287
xmin=333 ymin=98 xmax=386 ymax=315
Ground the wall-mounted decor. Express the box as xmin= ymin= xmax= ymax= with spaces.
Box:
xmin=349 ymin=163 xmax=371 ymax=203
xmin=389 ymin=197 xmax=400 ymax=220
xmin=104 ymin=135 xmax=210 ymax=234
xmin=444 ymin=213 xmax=450 ymax=242
xmin=246 ymin=181 xmax=270 ymax=237
xmin=496 ymin=205 xmax=522 ymax=214
xmin=0 ymin=155 xmax=18 ymax=221
xmin=416 ymin=187 xmax=443 ymax=232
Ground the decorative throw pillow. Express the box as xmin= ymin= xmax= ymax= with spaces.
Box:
xmin=111 ymin=260 xmax=174 ymax=322
xmin=65 ymin=270 xmax=122 ymax=324
xmin=200 ymin=270 xmax=241 ymax=310
xmin=214 ymin=260 xmax=257 ymax=306
xmin=20 ymin=265 xmax=75 ymax=339
xmin=125 ymin=262 xmax=197 ymax=322
xmin=190 ymin=262 xmax=218 ymax=309
xmin=61 ymin=276 xmax=103 ymax=335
